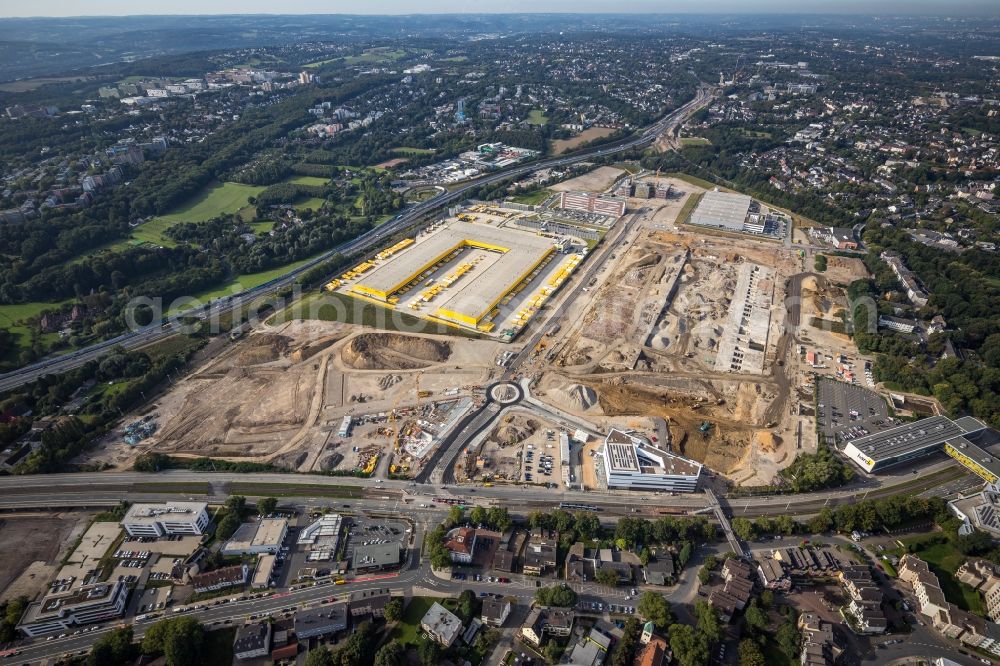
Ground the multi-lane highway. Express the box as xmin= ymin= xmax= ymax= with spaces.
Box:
xmin=0 ymin=85 xmax=714 ymax=395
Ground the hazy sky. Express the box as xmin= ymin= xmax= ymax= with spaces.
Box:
xmin=3 ymin=0 xmax=998 ymax=18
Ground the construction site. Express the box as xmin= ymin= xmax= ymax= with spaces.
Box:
xmin=75 ymin=168 xmax=876 ymax=490
xmin=327 ymin=207 xmax=595 ymax=339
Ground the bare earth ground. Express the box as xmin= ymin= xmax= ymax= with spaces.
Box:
xmin=550 ymin=127 xmax=617 ymax=155
xmin=0 ymin=512 xmax=94 ymax=602
xmin=81 ymin=319 xmax=501 ymax=474
xmin=548 ymin=166 xmax=624 ymax=193
xmin=823 ymin=256 xmax=869 ymax=286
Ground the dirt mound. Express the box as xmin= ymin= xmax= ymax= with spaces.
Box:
xmin=234 ymin=334 xmax=291 ymax=365
xmin=548 ymin=383 xmax=600 ymax=413
xmin=755 ymin=431 xmax=780 ymax=452
xmin=290 ymin=334 xmax=343 ymax=363
xmin=342 ymin=333 xmax=452 ymax=370
xmin=378 ymin=374 xmax=403 ymax=390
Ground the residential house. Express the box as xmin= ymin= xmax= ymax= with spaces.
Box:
xmin=233 ymin=622 xmax=271 ymax=660
xmin=756 ymin=557 xmax=791 ymax=591
xmin=643 ymin=556 xmax=676 ymax=586
xmin=421 ymin=602 xmax=463 ymax=647
xmin=521 ymin=607 xmax=574 ymax=646
xmin=568 ymin=626 xmax=612 ymax=666
xmin=190 ymin=564 xmax=248 ymax=594
xmin=348 ymin=588 xmax=391 ymax=619
xmin=523 ymin=529 xmax=558 ymax=576
xmin=481 ymin=597 xmax=512 ymax=627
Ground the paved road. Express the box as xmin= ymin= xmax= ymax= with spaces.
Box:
xmin=0 ymin=87 xmax=714 ymax=395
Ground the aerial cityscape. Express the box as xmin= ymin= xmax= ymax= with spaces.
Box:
xmin=0 ymin=5 xmax=998 ymax=666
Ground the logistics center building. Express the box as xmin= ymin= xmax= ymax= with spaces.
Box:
xmin=842 ymin=415 xmax=991 ymax=477
xmin=351 ymin=221 xmax=555 ymax=331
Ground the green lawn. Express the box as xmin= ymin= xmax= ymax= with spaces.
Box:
xmin=284 ymin=175 xmax=329 ymax=187
xmin=509 ymin=189 xmax=551 ymax=205
xmin=905 ymin=539 xmax=985 ymax=615
xmin=526 ymin=109 xmax=549 ymax=125
xmin=391 ymin=596 xmax=435 ymax=645
xmin=248 ymin=220 xmax=275 ymax=234
xmin=680 ymin=137 xmax=712 ymax=147
xmin=392 ymin=147 xmax=435 ymax=156
xmin=0 ymin=299 xmax=74 ymax=355
xmin=295 ymin=197 xmax=327 ymax=212
xmin=344 ymin=48 xmax=407 ymax=65
xmin=132 ymin=182 xmax=265 ymax=246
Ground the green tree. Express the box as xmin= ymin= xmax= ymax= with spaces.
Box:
xmin=535 ymin=584 xmax=577 ymax=607
xmin=225 ymin=495 xmax=247 ymax=516
xmin=88 ymin=626 xmax=135 ymax=666
xmin=419 ymin=640 xmax=443 ymax=666
xmin=743 ymin=600 xmax=768 ymax=634
xmin=544 ymin=640 xmax=565 ymax=663
xmin=383 ymin=598 xmax=403 ymax=622
xmin=738 ymin=638 xmax=766 ymax=666
xmin=732 ymin=517 xmax=756 ymax=541
xmin=163 ymin=616 xmax=203 ymax=666
xmin=694 ymin=600 xmax=721 ymax=644
xmin=217 ymin=512 xmax=241 ymax=540
xmin=305 ymin=646 xmax=335 ymax=666
xmin=596 ymin=568 xmax=620 ymax=586
xmin=142 ymin=617 xmax=203 ymax=666
xmin=257 ymin=497 xmax=278 ymax=515
xmin=373 ymin=641 xmax=405 ymax=666
xmin=446 ymin=506 xmax=464 ymax=528
xmin=470 ymin=505 xmax=487 ymax=526
xmin=678 ymin=541 xmax=693 ymax=567
xmin=487 ymin=507 xmax=512 ymax=533
xmin=637 ymin=591 xmax=672 ymax=628
xmin=669 ymin=623 xmax=709 ymax=666
xmin=776 ymin=622 xmax=801 ymax=658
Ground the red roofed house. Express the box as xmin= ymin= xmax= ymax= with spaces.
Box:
xmin=445 ymin=527 xmax=478 ymax=564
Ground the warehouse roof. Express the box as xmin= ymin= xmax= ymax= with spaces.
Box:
xmin=846 ymin=414 xmax=986 ymax=463
xmin=689 ymin=190 xmax=752 ymax=231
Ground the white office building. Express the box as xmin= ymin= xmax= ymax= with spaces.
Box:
xmin=122 ymin=501 xmax=209 ymax=537
xmin=18 ymin=581 xmax=129 ymax=637
xmin=598 ymin=429 xmax=702 ymax=492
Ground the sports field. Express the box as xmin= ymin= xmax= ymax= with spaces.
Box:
xmin=132 ymin=182 xmax=265 ymax=246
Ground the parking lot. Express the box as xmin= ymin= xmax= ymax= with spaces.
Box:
xmin=816 ymin=378 xmax=895 ymax=446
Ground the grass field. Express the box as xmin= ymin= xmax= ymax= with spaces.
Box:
xmin=391 ymin=147 xmax=435 ymax=156
xmin=391 ymin=596 xmax=435 ymax=645
xmin=680 ymin=137 xmax=712 ymax=146
xmin=526 ymin=109 xmax=549 ymax=125
xmin=344 ymin=48 xmax=407 ymax=65
xmin=133 ymin=182 xmax=265 ymax=246
xmin=295 ymin=197 xmax=327 ymax=212
xmin=509 ymin=189 xmax=551 ymax=205
xmin=284 ymin=175 xmax=329 ymax=187
xmin=675 ymin=191 xmax=704 ymax=226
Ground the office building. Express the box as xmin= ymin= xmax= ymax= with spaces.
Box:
xmin=121 ymin=502 xmax=209 ymax=537
xmin=598 ymin=429 xmax=702 ymax=492
xmin=558 ymin=191 xmax=626 ymax=217
xmin=17 ymin=581 xmax=129 ymax=637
